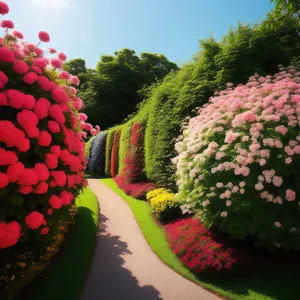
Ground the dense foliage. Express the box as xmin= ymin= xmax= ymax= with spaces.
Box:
xmin=272 ymin=0 xmax=300 ymax=16
xmin=84 ymin=136 xmax=96 ymax=159
xmin=144 ymin=15 xmax=300 ymax=188
xmin=77 ymin=49 xmax=178 ymax=129
xmin=173 ymin=67 xmax=300 ymax=250
xmin=118 ymin=122 xmax=132 ymax=173
xmin=165 ymin=218 xmax=239 ymax=273
xmin=104 ymin=127 xmax=118 ymax=176
xmin=115 ymin=123 xmax=155 ymax=199
xmin=86 ymin=131 xmax=107 ymax=176
xmin=110 ymin=130 xmax=121 ymax=178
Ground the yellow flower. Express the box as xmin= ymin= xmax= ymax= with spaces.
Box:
xmin=11 ymin=275 xmax=15 ymax=281
xmin=6 ymin=264 xmax=10 ymax=269
xmin=150 ymin=192 xmax=176 ymax=213
xmin=146 ymin=188 xmax=169 ymax=202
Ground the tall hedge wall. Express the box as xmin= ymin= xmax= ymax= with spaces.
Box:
xmin=87 ymin=131 xmax=107 ymax=176
xmin=105 ymin=127 xmax=119 ymax=176
xmin=110 ymin=130 xmax=121 ymax=178
xmin=118 ymin=122 xmax=133 ymax=173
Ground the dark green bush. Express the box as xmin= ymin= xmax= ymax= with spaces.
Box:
xmin=87 ymin=131 xmax=107 ymax=177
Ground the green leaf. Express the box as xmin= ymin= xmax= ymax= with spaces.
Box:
xmin=8 ymin=194 xmax=24 ymax=208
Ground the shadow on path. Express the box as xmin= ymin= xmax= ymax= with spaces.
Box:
xmin=82 ymin=212 xmax=163 ymax=300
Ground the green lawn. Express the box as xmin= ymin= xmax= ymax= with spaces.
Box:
xmin=101 ymin=178 xmax=300 ymax=300
xmin=28 ymin=187 xmax=99 ymax=300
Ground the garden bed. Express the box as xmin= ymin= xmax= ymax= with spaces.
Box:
xmin=0 ymin=187 xmax=99 ymax=300
xmin=27 ymin=187 xmax=99 ymax=300
xmin=101 ymin=178 xmax=300 ymax=300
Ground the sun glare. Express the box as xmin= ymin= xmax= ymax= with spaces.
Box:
xmin=33 ymin=0 xmax=68 ymax=10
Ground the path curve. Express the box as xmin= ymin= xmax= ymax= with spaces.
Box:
xmin=81 ymin=179 xmax=219 ymax=300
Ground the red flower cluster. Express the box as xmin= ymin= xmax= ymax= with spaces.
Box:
xmin=0 ymin=1 xmax=9 ymax=15
xmin=0 ymin=0 xmax=100 ymax=249
xmin=25 ymin=211 xmax=45 ymax=229
xmin=165 ymin=218 xmax=241 ymax=273
xmin=110 ymin=130 xmax=121 ymax=178
xmin=0 ymin=221 xmax=20 ymax=249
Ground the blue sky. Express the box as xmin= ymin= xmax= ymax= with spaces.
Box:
xmin=4 ymin=0 xmax=274 ymax=68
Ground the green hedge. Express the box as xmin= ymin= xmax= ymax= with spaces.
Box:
xmin=144 ymin=17 xmax=300 ymax=189
xmin=118 ymin=122 xmax=132 ymax=173
xmin=104 ymin=127 xmax=119 ymax=176
xmin=84 ymin=136 xmax=96 ymax=160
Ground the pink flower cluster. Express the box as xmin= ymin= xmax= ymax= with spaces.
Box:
xmin=0 ymin=1 xmax=99 ymax=249
xmin=173 ymin=66 xmax=300 ymax=249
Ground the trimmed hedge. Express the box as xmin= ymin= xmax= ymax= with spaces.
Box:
xmin=85 ymin=136 xmax=96 ymax=160
xmin=110 ymin=130 xmax=121 ymax=178
xmin=87 ymin=131 xmax=107 ymax=176
xmin=105 ymin=127 xmax=118 ymax=176
xmin=115 ymin=122 xmax=156 ymax=199
xmin=118 ymin=122 xmax=132 ymax=173
xmin=122 ymin=123 xmax=146 ymax=183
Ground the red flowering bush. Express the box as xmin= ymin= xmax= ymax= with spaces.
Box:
xmin=0 ymin=1 xmax=98 ymax=250
xmin=110 ymin=129 xmax=121 ymax=178
xmin=165 ymin=218 xmax=240 ymax=273
xmin=114 ymin=123 xmax=155 ymax=199
xmin=121 ymin=123 xmax=146 ymax=183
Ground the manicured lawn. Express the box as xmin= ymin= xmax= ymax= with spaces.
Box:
xmin=101 ymin=178 xmax=300 ymax=300
xmin=28 ymin=187 xmax=99 ymax=300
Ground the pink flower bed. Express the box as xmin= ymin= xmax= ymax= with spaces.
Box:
xmin=173 ymin=66 xmax=300 ymax=250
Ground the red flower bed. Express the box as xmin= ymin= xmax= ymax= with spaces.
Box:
xmin=110 ymin=130 xmax=121 ymax=178
xmin=165 ymin=218 xmax=241 ymax=273
xmin=115 ymin=175 xmax=155 ymax=199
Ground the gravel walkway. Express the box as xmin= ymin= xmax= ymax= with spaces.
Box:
xmin=81 ymin=179 xmax=219 ymax=300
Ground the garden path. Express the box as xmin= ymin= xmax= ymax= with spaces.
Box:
xmin=81 ymin=179 xmax=219 ymax=300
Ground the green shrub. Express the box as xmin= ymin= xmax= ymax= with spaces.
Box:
xmin=118 ymin=122 xmax=132 ymax=173
xmin=84 ymin=136 xmax=96 ymax=160
xmin=87 ymin=131 xmax=107 ymax=176
xmin=110 ymin=130 xmax=121 ymax=178
xmin=105 ymin=127 xmax=118 ymax=176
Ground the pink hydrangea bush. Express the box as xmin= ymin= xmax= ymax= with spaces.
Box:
xmin=173 ymin=66 xmax=300 ymax=250
xmin=0 ymin=1 xmax=99 ymax=250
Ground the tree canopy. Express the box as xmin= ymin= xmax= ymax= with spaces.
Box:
xmin=74 ymin=49 xmax=178 ymax=129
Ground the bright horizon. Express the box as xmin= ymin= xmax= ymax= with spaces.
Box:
xmin=3 ymin=0 xmax=274 ymax=68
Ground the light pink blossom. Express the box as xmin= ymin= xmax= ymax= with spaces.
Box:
xmin=274 ymin=222 xmax=281 ymax=228
xmin=220 ymin=211 xmax=228 ymax=217
xmin=285 ymin=189 xmax=296 ymax=202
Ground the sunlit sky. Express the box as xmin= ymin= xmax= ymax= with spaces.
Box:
xmin=3 ymin=0 xmax=274 ymax=68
